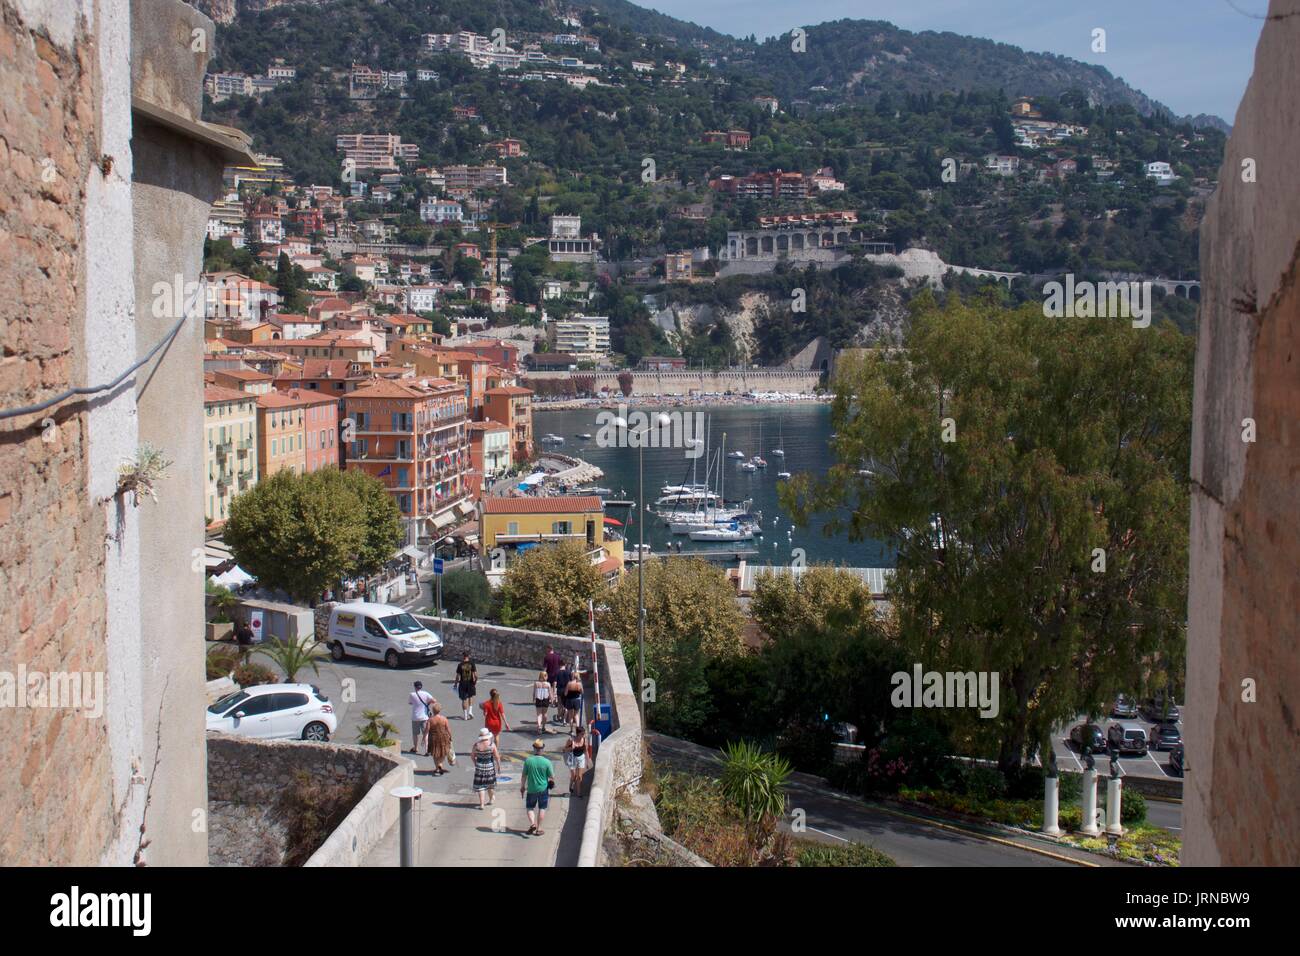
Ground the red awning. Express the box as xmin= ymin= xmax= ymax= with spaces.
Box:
xmin=603 ymin=516 xmax=623 ymax=526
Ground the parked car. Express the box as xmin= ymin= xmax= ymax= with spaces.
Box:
xmin=326 ymin=601 xmax=442 ymax=668
xmin=1151 ymin=722 xmax=1182 ymax=751
xmin=1141 ymin=696 xmax=1181 ymax=723
xmin=832 ymin=721 xmax=858 ymax=745
xmin=1107 ymin=722 xmax=1149 ymax=755
xmin=1169 ymin=744 xmax=1187 ymax=776
xmin=206 ymin=683 xmax=337 ymax=741
xmin=1111 ymin=695 xmax=1139 ymax=719
xmin=1069 ymin=723 xmax=1106 ymax=753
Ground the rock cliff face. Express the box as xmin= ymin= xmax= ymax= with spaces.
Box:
xmin=191 ymin=0 xmax=318 ymax=25
xmin=1186 ymin=0 xmax=1300 ymax=866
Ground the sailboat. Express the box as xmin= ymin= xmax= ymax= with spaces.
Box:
xmin=750 ymin=421 xmax=767 ymax=468
xmin=772 ymin=418 xmax=785 ymax=457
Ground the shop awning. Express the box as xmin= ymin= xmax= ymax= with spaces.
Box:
xmin=603 ymin=516 xmax=623 ymax=526
xmin=430 ymin=511 xmax=457 ymax=531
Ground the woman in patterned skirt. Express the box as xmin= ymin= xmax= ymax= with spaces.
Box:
xmin=471 ymin=727 xmax=500 ymax=809
xmin=424 ymin=701 xmax=454 ymax=775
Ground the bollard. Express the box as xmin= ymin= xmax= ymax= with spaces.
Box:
xmin=1080 ymin=768 xmax=1101 ymax=836
xmin=1105 ymin=775 xmax=1124 ymax=837
xmin=391 ymin=786 xmax=423 ymax=866
xmin=1042 ymin=774 xmax=1062 ymax=837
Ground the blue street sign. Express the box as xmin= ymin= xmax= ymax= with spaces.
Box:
xmin=433 ymin=558 xmax=445 ymax=575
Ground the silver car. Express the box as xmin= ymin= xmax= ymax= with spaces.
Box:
xmin=1112 ymin=695 xmax=1139 ymax=719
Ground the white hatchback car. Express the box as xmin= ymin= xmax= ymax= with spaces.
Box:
xmin=206 ymin=683 xmax=337 ymax=742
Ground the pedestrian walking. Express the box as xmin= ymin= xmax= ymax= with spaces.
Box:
xmin=408 ymin=681 xmax=434 ymax=754
xmin=471 ymin=727 xmax=500 ymax=809
xmin=532 ymin=671 xmax=553 ymax=732
xmin=454 ymin=652 xmax=478 ymax=720
xmin=543 ymin=645 xmax=563 ymax=705
xmin=520 ymin=739 xmax=555 ymax=835
xmin=564 ymin=725 xmax=591 ymax=798
xmin=424 ymin=701 xmax=453 ymax=774
xmin=552 ymin=661 xmax=571 ymax=726
xmin=562 ymin=669 xmax=584 ymax=729
xmin=481 ymin=687 xmax=510 ymax=748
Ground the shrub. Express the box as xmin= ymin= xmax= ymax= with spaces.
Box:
xmin=233 ymin=661 xmax=277 ymax=687
xmin=1004 ymin=764 xmax=1045 ymax=800
xmin=795 ymin=840 xmax=896 ymax=867
xmin=1058 ymin=771 xmax=1084 ymax=801
xmin=276 ymin=769 xmax=368 ymax=867
xmin=206 ymin=645 xmax=241 ymax=680
xmin=1059 ymin=805 xmax=1084 ymax=830
xmin=440 ymin=568 xmax=492 ymax=619
xmin=1122 ymin=789 xmax=1147 ymax=825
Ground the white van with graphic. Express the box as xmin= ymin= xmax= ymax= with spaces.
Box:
xmin=326 ymin=602 xmax=442 ymax=668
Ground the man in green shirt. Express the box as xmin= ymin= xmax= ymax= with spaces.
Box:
xmin=520 ymin=738 xmax=554 ymax=835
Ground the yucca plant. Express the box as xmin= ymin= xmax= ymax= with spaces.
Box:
xmin=253 ymin=635 xmax=326 ymax=683
xmin=719 ymin=739 xmax=793 ymax=862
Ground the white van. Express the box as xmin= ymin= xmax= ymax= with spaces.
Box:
xmin=326 ymin=602 xmax=443 ymax=668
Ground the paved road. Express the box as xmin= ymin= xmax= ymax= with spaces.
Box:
xmin=647 ymin=734 xmax=1099 ymax=867
xmin=284 ymin=653 xmax=589 ymax=867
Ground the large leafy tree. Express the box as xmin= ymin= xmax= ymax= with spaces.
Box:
xmin=785 ymin=294 xmax=1193 ymax=770
xmin=225 ymin=469 xmax=404 ymax=602
xmin=601 ymin=558 xmax=746 ymax=736
xmin=499 ymin=541 xmax=607 ymax=635
xmin=749 ymin=566 xmax=879 ymax=642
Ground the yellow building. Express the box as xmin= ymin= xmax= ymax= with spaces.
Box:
xmin=256 ymin=391 xmax=308 ymax=478
xmin=479 ymin=495 xmax=623 ymax=585
xmin=204 ymin=385 xmax=259 ymax=528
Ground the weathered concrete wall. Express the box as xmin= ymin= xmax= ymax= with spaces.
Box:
xmin=128 ymin=0 xmax=229 ymax=866
xmin=1186 ymin=0 xmax=1300 ymax=866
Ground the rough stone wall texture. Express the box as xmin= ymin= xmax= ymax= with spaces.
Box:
xmin=207 ymin=732 xmax=409 ymax=867
xmin=207 ymin=732 xmax=400 ymax=806
xmin=1186 ymin=0 xmax=1300 ymax=866
xmin=0 ymin=0 xmax=115 ymax=865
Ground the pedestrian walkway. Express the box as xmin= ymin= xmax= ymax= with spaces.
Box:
xmin=363 ymin=665 xmax=588 ymax=867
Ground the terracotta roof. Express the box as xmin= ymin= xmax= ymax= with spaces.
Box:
xmin=485 ymin=385 xmax=532 ymax=396
xmin=213 ymin=368 xmax=273 ymax=381
xmin=204 ymin=385 xmax=252 ymax=404
xmin=468 ymin=421 xmax=509 ymax=433
xmin=256 ymin=391 xmax=308 ymax=409
xmin=283 ymin=388 xmax=341 ymax=406
xmin=481 ymin=496 xmax=603 ymax=515
xmin=347 ymin=377 xmax=458 ymax=400
xmin=294 ymin=358 xmax=361 ymax=379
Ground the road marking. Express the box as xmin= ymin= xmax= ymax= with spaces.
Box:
xmin=805 ymin=825 xmax=849 ymax=843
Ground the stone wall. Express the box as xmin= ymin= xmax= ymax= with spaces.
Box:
xmin=206 ymin=732 xmax=412 ymax=867
xmin=1185 ymin=0 xmax=1300 ymax=867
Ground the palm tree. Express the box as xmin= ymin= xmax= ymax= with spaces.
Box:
xmin=254 ymin=635 xmax=326 ymax=683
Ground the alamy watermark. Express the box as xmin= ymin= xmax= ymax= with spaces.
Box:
xmin=1042 ymin=275 xmax=1152 ymax=328
xmin=891 ymin=664 xmax=999 ymax=718
xmin=594 ymin=404 xmax=705 ymax=458
xmin=0 ymin=666 xmax=105 ymax=719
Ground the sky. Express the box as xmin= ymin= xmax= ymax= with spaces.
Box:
xmin=638 ymin=0 xmax=1269 ymax=122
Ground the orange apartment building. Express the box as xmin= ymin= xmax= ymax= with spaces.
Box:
xmin=344 ymin=378 xmax=473 ymax=546
xmin=256 ymin=391 xmax=308 ymax=477
xmin=274 ymin=357 xmax=373 ymax=395
xmin=484 ymin=384 xmax=534 ymax=462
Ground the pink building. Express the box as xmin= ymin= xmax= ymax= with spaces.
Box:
xmin=287 ymin=388 xmax=343 ymax=472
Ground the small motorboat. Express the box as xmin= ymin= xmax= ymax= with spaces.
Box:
xmin=750 ymin=456 xmax=768 ymax=469
xmin=777 ymin=471 xmax=792 ymax=480
xmin=739 ymin=461 xmax=757 ymax=472
xmin=771 ymin=448 xmax=785 ymax=457
xmin=728 ymin=450 xmax=746 ymax=459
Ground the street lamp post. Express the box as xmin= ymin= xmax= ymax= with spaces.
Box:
xmin=615 ymin=413 xmax=670 ymax=729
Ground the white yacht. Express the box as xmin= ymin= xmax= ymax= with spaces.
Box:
xmin=689 ymin=523 xmax=753 ymax=542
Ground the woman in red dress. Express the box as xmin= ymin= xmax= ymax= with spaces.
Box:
xmin=480 ymin=687 xmax=510 ymax=748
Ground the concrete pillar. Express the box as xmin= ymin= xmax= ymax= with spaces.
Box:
xmin=1106 ymin=776 xmax=1124 ymax=837
xmin=1080 ymin=768 xmax=1101 ymax=836
xmin=1042 ymin=775 xmax=1062 ymax=837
